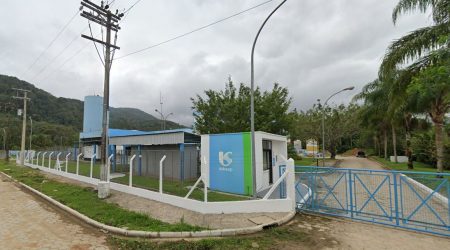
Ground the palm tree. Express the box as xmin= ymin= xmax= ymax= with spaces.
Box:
xmin=381 ymin=0 xmax=450 ymax=76
xmin=381 ymin=0 xmax=450 ymax=172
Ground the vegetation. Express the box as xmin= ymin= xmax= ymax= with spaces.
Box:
xmin=355 ymin=0 xmax=450 ymax=172
xmin=191 ymin=77 xmax=292 ymax=135
xmin=0 ymin=162 xmax=202 ymax=231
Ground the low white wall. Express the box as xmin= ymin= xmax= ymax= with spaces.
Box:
xmin=390 ymin=156 xmax=408 ymax=163
xmin=24 ymin=162 xmax=295 ymax=214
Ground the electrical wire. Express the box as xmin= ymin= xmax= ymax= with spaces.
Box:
xmin=115 ymin=0 xmax=274 ymax=60
xmin=123 ymin=0 xmax=142 ymax=14
xmin=23 ymin=10 xmax=81 ymax=76
xmin=89 ymin=22 xmax=105 ymax=66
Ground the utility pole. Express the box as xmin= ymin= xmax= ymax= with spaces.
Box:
xmin=12 ymin=88 xmax=31 ymax=166
xmin=80 ymin=0 xmax=123 ymax=198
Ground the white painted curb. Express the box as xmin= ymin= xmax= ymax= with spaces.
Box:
xmin=0 ymin=171 xmax=296 ymax=238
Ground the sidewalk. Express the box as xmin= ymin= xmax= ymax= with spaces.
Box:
xmin=40 ymin=171 xmax=290 ymax=230
xmin=0 ymin=175 xmax=109 ymax=250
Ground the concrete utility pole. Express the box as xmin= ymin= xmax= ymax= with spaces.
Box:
xmin=12 ymin=88 xmax=31 ymax=166
xmin=80 ymin=0 xmax=124 ymax=198
xmin=29 ymin=116 xmax=32 ymax=150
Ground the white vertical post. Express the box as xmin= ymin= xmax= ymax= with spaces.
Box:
xmin=129 ymin=154 xmax=136 ymax=187
xmin=36 ymin=152 xmax=41 ymax=166
xmin=56 ymin=152 xmax=62 ymax=170
xmin=90 ymin=154 xmax=96 ymax=178
xmin=42 ymin=152 xmax=47 ymax=167
xmin=107 ymin=154 xmax=114 ymax=182
xmin=65 ymin=153 xmax=71 ymax=173
xmin=159 ymin=155 xmax=167 ymax=193
xmin=204 ymin=176 xmax=208 ymax=203
xmin=48 ymin=152 xmax=54 ymax=169
xmin=76 ymin=153 xmax=82 ymax=175
xmin=286 ymin=158 xmax=296 ymax=210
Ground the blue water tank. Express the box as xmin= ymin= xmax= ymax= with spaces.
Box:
xmin=83 ymin=95 xmax=103 ymax=135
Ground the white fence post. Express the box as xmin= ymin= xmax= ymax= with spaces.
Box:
xmin=42 ymin=152 xmax=47 ymax=167
xmin=56 ymin=152 xmax=62 ymax=170
xmin=76 ymin=153 xmax=82 ymax=175
xmin=159 ymin=155 xmax=167 ymax=193
xmin=65 ymin=153 xmax=71 ymax=173
xmin=107 ymin=154 xmax=114 ymax=182
xmin=48 ymin=152 xmax=54 ymax=169
xmin=36 ymin=152 xmax=41 ymax=166
xmin=90 ymin=154 xmax=96 ymax=178
xmin=129 ymin=154 xmax=136 ymax=187
xmin=286 ymin=158 xmax=296 ymax=210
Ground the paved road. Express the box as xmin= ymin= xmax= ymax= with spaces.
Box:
xmin=0 ymin=176 xmax=109 ymax=250
xmin=336 ymin=156 xmax=384 ymax=170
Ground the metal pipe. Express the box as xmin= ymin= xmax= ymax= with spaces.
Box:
xmin=42 ymin=152 xmax=47 ymax=167
xmin=90 ymin=154 xmax=97 ymax=178
xmin=129 ymin=154 xmax=137 ymax=187
xmin=48 ymin=152 xmax=54 ymax=169
xmin=76 ymin=153 xmax=83 ymax=175
xmin=250 ymin=0 xmax=288 ymax=198
xmin=65 ymin=153 xmax=71 ymax=173
xmin=159 ymin=155 xmax=167 ymax=193
xmin=107 ymin=154 xmax=114 ymax=182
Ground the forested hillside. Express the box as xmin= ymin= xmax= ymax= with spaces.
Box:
xmin=0 ymin=74 xmax=183 ymax=149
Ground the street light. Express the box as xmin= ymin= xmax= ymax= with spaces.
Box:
xmin=155 ymin=109 xmax=174 ymax=130
xmin=250 ymin=0 xmax=287 ymax=198
xmin=321 ymin=86 xmax=355 ymax=166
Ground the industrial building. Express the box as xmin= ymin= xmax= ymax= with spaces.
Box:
xmin=80 ymin=95 xmax=200 ymax=181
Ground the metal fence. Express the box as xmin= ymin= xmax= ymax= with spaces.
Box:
xmin=295 ymin=166 xmax=450 ymax=237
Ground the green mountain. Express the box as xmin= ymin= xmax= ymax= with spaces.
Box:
xmin=0 ymin=74 xmax=183 ymax=149
xmin=0 ymin=74 xmax=182 ymax=130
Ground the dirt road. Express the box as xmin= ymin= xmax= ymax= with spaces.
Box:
xmin=0 ymin=176 xmax=109 ymax=250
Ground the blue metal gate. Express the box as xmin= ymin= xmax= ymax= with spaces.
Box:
xmin=295 ymin=167 xmax=450 ymax=237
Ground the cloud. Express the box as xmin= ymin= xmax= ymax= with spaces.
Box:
xmin=0 ymin=0 xmax=431 ymax=125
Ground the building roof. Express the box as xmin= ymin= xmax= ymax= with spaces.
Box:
xmin=108 ymin=128 xmax=196 ymax=138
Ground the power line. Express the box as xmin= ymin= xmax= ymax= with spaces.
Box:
xmin=23 ymin=10 xmax=81 ymax=76
xmin=115 ymin=0 xmax=274 ymax=60
xmin=123 ymin=0 xmax=142 ymax=15
xmin=31 ymin=27 xmax=89 ymax=81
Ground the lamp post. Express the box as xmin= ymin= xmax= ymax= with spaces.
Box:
xmin=250 ymin=0 xmax=287 ymax=198
xmin=321 ymin=86 xmax=355 ymax=166
xmin=155 ymin=109 xmax=173 ymax=130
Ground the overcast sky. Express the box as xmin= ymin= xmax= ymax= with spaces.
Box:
xmin=0 ymin=0 xmax=431 ymax=126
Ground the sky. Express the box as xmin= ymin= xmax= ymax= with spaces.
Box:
xmin=0 ymin=0 xmax=431 ymax=126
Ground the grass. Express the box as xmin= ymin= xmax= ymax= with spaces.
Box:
xmin=108 ymin=221 xmax=313 ymax=250
xmin=111 ymin=174 xmax=249 ymax=202
xmin=0 ymin=161 xmax=203 ymax=232
xmin=370 ymin=156 xmax=450 ymax=173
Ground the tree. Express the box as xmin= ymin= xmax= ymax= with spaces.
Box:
xmin=380 ymin=0 xmax=450 ymax=77
xmin=407 ymin=61 xmax=450 ymax=173
xmin=191 ymin=77 xmax=293 ymax=135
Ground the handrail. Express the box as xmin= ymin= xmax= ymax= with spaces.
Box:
xmin=90 ymin=154 xmax=96 ymax=178
xmin=65 ymin=153 xmax=71 ymax=173
xmin=129 ymin=154 xmax=137 ymax=187
xmin=159 ymin=155 xmax=167 ymax=194
xmin=76 ymin=153 xmax=83 ymax=175
xmin=263 ymin=170 xmax=288 ymax=200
